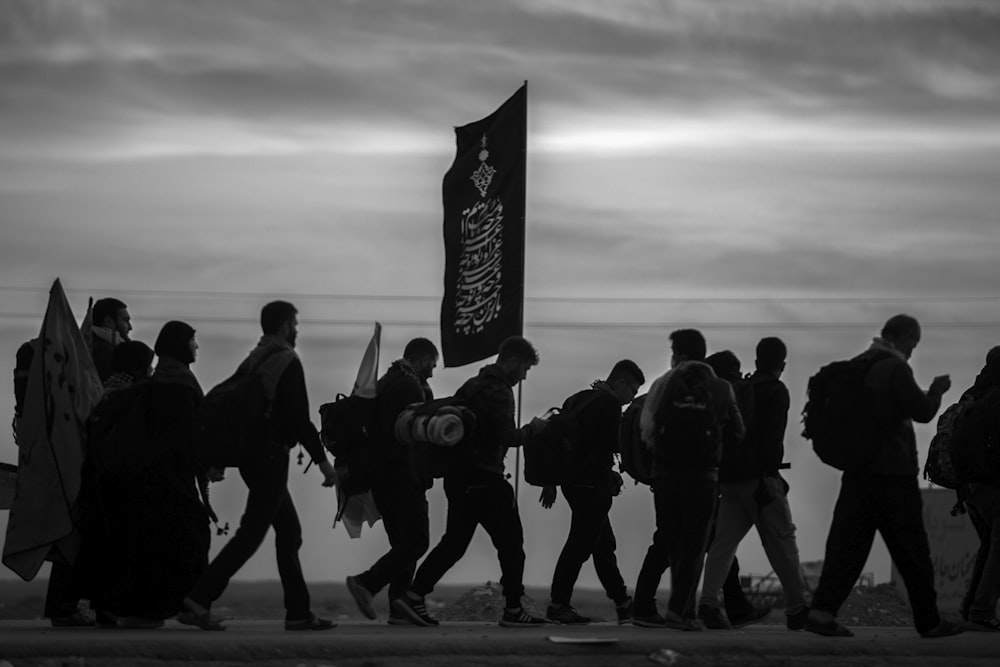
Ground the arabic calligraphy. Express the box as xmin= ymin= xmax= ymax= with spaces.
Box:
xmin=455 ymin=198 xmax=504 ymax=334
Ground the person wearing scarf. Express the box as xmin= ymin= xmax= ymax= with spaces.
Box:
xmin=107 ymin=320 xmax=211 ymax=629
xmin=806 ymin=314 xmax=963 ymax=639
xmin=90 ymin=297 xmax=132 ymax=384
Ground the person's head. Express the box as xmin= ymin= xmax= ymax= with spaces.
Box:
xmin=261 ymin=300 xmax=299 ymax=347
xmin=93 ymin=298 xmax=131 ymax=339
xmin=403 ymin=337 xmax=439 ymax=382
xmin=881 ymin=314 xmax=921 ymax=360
xmin=154 ymin=321 xmax=197 ymax=365
xmin=111 ymin=340 xmax=155 ymax=379
xmin=607 ymin=359 xmax=645 ymax=405
xmin=755 ymin=337 xmax=788 ymax=376
xmin=705 ymin=350 xmax=741 ymax=383
xmin=496 ymin=336 xmax=539 ymax=385
xmin=669 ymin=328 xmax=706 ymax=366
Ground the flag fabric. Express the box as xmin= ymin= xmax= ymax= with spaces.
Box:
xmin=440 ymin=83 xmax=527 ymax=367
xmin=335 ymin=323 xmax=383 ymax=538
xmin=3 ymin=279 xmax=103 ymax=580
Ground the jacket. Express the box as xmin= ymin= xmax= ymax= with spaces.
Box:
xmin=455 ymin=363 xmax=520 ymax=477
xmin=374 ymin=359 xmax=431 ymax=479
xmin=562 ymin=383 xmax=622 ymax=490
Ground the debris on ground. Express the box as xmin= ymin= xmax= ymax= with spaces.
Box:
xmin=435 ymin=581 xmax=542 ymax=622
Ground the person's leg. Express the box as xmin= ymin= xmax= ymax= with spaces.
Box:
xmin=357 ymin=478 xmax=429 ymax=601
xmin=186 ymin=453 xmax=287 ymax=609
xmin=271 ymin=486 xmax=310 ymax=621
xmin=878 ymin=476 xmax=941 ymax=635
xmin=754 ymin=481 xmax=808 ymax=616
xmin=409 ymin=476 xmax=480 ymax=599
xmin=700 ymin=481 xmax=754 ymax=612
xmin=44 ymin=561 xmax=85 ymax=621
xmin=809 ymin=473 xmax=878 ymax=619
xmin=666 ymin=477 xmax=717 ymax=620
xmin=966 ymin=483 xmax=1000 ymax=624
xmin=550 ymin=485 xmax=611 ymax=606
xmin=477 ymin=477 xmax=527 ymax=609
xmin=961 ymin=489 xmax=989 ymax=621
xmin=633 ymin=483 xmax=671 ymax=617
xmin=590 ymin=506 xmax=629 ymax=606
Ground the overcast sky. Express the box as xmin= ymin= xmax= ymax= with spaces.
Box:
xmin=2 ymin=0 xmax=1000 ymax=596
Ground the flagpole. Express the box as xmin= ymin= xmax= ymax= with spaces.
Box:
xmin=513 ymin=79 xmax=527 ymax=501
xmin=515 ymin=380 xmax=522 ymax=499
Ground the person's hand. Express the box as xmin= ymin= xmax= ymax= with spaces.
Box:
xmin=929 ymin=375 xmax=951 ymax=397
xmin=318 ymin=460 xmax=338 ymax=488
xmin=539 ymin=485 xmax=557 ymax=509
xmin=206 ymin=466 xmax=226 ymax=483
xmin=610 ymin=470 xmax=624 ymax=497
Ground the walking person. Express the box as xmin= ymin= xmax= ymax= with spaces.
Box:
xmin=181 ymin=301 xmax=338 ymax=631
xmin=699 ymin=339 xmax=809 ymax=631
xmin=395 ymin=336 xmax=546 ymax=628
xmin=541 ymin=360 xmax=645 ymax=625
xmin=346 ymin=338 xmax=439 ymax=625
xmin=632 ymin=329 xmax=744 ymax=630
xmin=805 ymin=314 xmax=964 ymax=638
xmin=90 ymin=298 xmax=133 ymax=383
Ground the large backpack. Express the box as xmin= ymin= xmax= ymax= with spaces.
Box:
xmin=949 ymin=388 xmax=1000 ymax=485
xmin=618 ymin=393 xmax=653 ymax=485
xmin=318 ymin=392 xmax=377 ymax=496
xmin=651 ymin=362 xmax=721 ymax=471
xmin=522 ymin=391 xmax=603 ymax=487
xmin=398 ymin=395 xmax=478 ymax=480
xmin=719 ymin=374 xmax=758 ymax=476
xmin=801 ymin=352 xmax=890 ymax=471
xmin=923 ymin=400 xmax=967 ymax=489
xmin=194 ymin=347 xmax=288 ymax=468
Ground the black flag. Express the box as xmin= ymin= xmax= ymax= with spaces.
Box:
xmin=440 ymin=84 xmax=526 ymax=368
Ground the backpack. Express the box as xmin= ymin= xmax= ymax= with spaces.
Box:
xmin=651 ymin=362 xmax=721 ymax=471
xmin=194 ymin=347 xmax=287 ymax=468
xmin=719 ymin=374 xmax=757 ymax=475
xmin=397 ymin=395 xmax=478 ymax=480
xmin=923 ymin=400 xmax=966 ymax=489
xmin=318 ymin=392 xmax=377 ymax=495
xmin=522 ymin=391 xmax=603 ymax=487
xmin=618 ymin=393 xmax=653 ymax=485
xmin=801 ymin=352 xmax=890 ymax=471
xmin=949 ymin=388 xmax=1000 ymax=484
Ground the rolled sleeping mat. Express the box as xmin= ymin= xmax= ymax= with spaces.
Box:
xmin=425 ymin=413 xmax=465 ymax=447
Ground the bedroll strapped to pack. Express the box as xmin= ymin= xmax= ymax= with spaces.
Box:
xmin=396 ymin=396 xmax=478 ymax=479
xmin=801 ymin=352 xmax=889 ymax=471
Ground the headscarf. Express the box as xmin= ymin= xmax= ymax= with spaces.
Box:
xmin=111 ymin=340 xmax=154 ymax=376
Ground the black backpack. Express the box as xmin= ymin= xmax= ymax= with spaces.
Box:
xmin=719 ymin=375 xmax=757 ymax=475
xmin=802 ymin=352 xmax=890 ymax=471
xmin=194 ymin=347 xmax=287 ymax=468
xmin=618 ymin=393 xmax=653 ymax=485
xmin=522 ymin=391 xmax=603 ymax=487
xmin=651 ymin=362 xmax=721 ymax=471
xmin=949 ymin=388 xmax=1000 ymax=484
xmin=318 ymin=392 xmax=378 ymax=496
xmin=923 ymin=400 xmax=967 ymax=489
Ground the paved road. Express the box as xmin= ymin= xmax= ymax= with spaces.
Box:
xmin=0 ymin=620 xmax=995 ymax=666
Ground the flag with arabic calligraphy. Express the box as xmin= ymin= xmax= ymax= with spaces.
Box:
xmin=440 ymin=84 xmax=526 ymax=368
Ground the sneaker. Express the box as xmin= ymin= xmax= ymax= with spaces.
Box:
xmin=730 ymin=604 xmax=772 ymax=629
xmin=546 ymin=604 xmax=591 ymax=625
xmin=50 ymin=611 xmax=96 ymax=628
xmin=285 ymin=613 xmax=336 ymax=631
xmin=499 ymin=607 xmax=547 ymax=628
xmin=920 ymin=619 xmax=966 ymax=638
xmin=95 ymin=610 xmax=118 ymax=629
xmin=697 ymin=605 xmax=732 ymax=630
xmin=346 ymin=575 xmax=376 ymax=620
xmin=664 ymin=609 xmax=703 ymax=631
xmin=804 ymin=612 xmax=853 ymax=638
xmin=632 ymin=611 xmax=667 ymax=628
xmin=387 ymin=609 xmax=413 ymax=626
xmin=786 ymin=607 xmax=809 ymax=631
xmin=615 ymin=597 xmax=633 ymax=625
xmin=391 ymin=594 xmax=440 ymax=627
xmin=966 ymin=617 xmax=1000 ymax=632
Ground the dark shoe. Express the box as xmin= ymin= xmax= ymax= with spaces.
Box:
xmin=346 ymin=575 xmax=376 ymax=620
xmin=95 ymin=610 xmax=118 ymax=628
xmin=786 ymin=607 xmax=809 ymax=631
xmin=285 ymin=613 xmax=336 ymax=631
xmin=966 ymin=617 xmax=1000 ymax=632
xmin=546 ymin=604 xmax=591 ymax=625
xmin=392 ymin=594 xmax=440 ymax=627
xmin=804 ymin=613 xmax=853 ymax=637
xmin=177 ymin=598 xmax=227 ymax=631
xmin=664 ymin=609 xmax=703 ymax=631
xmin=117 ymin=616 xmax=164 ymax=629
xmin=499 ymin=607 xmax=547 ymax=628
xmin=50 ymin=611 xmax=96 ymax=628
xmin=730 ymin=604 xmax=771 ymax=629
xmin=697 ymin=605 xmax=732 ymax=630
xmin=632 ymin=611 xmax=667 ymax=628
xmin=920 ymin=619 xmax=966 ymax=638
xmin=615 ymin=597 xmax=633 ymax=625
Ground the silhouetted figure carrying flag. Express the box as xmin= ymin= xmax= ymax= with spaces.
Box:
xmin=440 ymin=83 xmax=526 ymax=368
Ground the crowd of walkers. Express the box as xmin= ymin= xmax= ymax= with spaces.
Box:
xmin=8 ymin=299 xmax=1000 ymax=636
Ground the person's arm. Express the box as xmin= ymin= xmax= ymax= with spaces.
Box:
xmin=890 ymin=362 xmax=950 ymax=424
xmin=273 ymin=357 xmax=328 ymax=464
xmin=757 ymin=382 xmax=790 ymax=476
